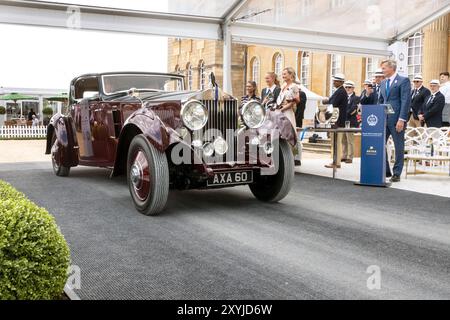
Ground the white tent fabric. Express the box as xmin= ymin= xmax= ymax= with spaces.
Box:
xmin=298 ymin=84 xmax=324 ymax=124
xmin=0 ymin=0 xmax=449 ymax=92
xmin=236 ymin=0 xmax=450 ymax=40
xmin=3 ymin=0 xmax=449 ymax=45
xmin=298 ymin=84 xmax=324 ymax=101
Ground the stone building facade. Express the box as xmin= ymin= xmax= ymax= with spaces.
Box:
xmin=168 ymin=14 xmax=450 ymax=98
xmin=168 ymin=39 xmax=247 ymax=97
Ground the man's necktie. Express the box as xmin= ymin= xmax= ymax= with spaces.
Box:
xmin=386 ymin=79 xmax=391 ymax=98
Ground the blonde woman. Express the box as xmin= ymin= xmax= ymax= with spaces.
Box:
xmin=261 ymin=72 xmax=281 ymax=105
xmin=276 ymin=67 xmax=300 ymax=129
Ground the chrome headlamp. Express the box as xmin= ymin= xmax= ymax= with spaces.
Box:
xmin=241 ymin=100 xmax=266 ymax=129
xmin=181 ymin=100 xmax=208 ymax=131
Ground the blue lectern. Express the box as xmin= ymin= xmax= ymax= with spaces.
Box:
xmin=358 ymin=105 xmax=392 ymax=187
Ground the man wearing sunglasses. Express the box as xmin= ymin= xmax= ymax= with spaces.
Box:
xmin=409 ymin=75 xmax=431 ymax=128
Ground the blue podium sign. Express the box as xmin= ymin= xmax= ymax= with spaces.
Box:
xmin=359 ymin=105 xmax=388 ymax=187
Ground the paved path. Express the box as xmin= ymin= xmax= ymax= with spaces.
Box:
xmin=0 ymin=162 xmax=449 ymax=299
xmin=0 ymin=140 xmax=48 ymax=163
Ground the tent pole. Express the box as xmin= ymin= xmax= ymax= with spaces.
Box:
xmin=223 ymin=23 xmax=233 ymax=95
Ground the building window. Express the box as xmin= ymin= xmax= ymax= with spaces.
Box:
xmin=366 ymin=57 xmax=380 ymax=80
xmin=330 ymin=0 xmax=345 ymax=9
xmin=330 ymin=54 xmax=343 ymax=94
xmin=199 ymin=60 xmax=206 ymax=90
xmin=273 ymin=53 xmax=283 ymax=79
xmin=21 ymin=101 xmax=40 ymax=119
xmin=299 ymin=51 xmax=310 ymax=88
xmin=298 ymin=0 xmax=314 ymax=17
xmin=186 ymin=63 xmax=193 ymax=90
xmin=407 ymin=32 xmax=423 ymax=80
xmin=174 ymin=65 xmax=182 ymax=90
xmin=250 ymin=57 xmax=260 ymax=83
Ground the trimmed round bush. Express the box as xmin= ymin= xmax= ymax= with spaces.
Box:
xmin=0 ymin=180 xmax=70 ymax=300
xmin=42 ymin=107 xmax=54 ymax=116
xmin=0 ymin=106 xmax=5 ymax=115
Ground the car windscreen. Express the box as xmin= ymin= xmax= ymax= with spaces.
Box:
xmin=102 ymin=74 xmax=183 ymax=95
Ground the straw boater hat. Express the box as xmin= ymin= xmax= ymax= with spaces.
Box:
xmin=374 ymin=69 xmax=384 ymax=77
xmin=430 ymin=79 xmax=440 ymax=85
xmin=332 ymin=73 xmax=345 ymax=82
xmin=344 ymin=80 xmax=355 ymax=88
xmin=364 ymin=79 xmax=372 ymax=85
xmin=413 ymin=75 xmax=424 ymax=81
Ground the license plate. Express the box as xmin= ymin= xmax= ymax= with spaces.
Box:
xmin=207 ymin=171 xmax=253 ymax=187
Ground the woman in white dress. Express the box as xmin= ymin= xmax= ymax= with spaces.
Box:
xmin=276 ymin=67 xmax=300 ymax=130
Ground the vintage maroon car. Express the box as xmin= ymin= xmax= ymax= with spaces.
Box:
xmin=46 ymin=72 xmax=297 ymax=215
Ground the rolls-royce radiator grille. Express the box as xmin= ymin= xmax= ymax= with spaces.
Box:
xmin=201 ymin=99 xmax=238 ymax=142
xmin=200 ymin=99 xmax=239 ymax=163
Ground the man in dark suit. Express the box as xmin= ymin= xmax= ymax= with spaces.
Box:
xmin=360 ymin=79 xmax=377 ymax=105
xmin=341 ymin=80 xmax=360 ymax=164
xmin=322 ymin=73 xmax=347 ymax=169
xmin=419 ymin=80 xmax=445 ymax=128
xmin=295 ymin=89 xmax=307 ymax=128
xmin=373 ymin=69 xmax=385 ymax=103
xmin=379 ymin=60 xmax=412 ymax=182
xmin=409 ymin=75 xmax=431 ymax=128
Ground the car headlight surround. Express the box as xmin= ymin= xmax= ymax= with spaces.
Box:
xmin=181 ymin=100 xmax=208 ymax=131
xmin=241 ymin=100 xmax=266 ymax=129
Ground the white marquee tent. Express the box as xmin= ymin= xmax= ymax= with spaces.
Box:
xmin=0 ymin=0 xmax=449 ymax=93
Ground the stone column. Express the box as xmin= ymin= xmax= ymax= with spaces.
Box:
xmin=422 ymin=14 xmax=449 ymax=83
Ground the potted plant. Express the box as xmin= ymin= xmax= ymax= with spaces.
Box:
xmin=42 ymin=107 xmax=54 ymax=126
xmin=0 ymin=106 xmax=6 ymax=126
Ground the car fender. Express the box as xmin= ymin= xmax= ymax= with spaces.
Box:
xmin=46 ymin=114 xmax=79 ymax=167
xmin=112 ymin=109 xmax=175 ymax=176
xmin=123 ymin=109 xmax=173 ymax=152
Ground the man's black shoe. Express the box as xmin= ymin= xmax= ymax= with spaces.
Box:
xmin=390 ymin=175 xmax=401 ymax=182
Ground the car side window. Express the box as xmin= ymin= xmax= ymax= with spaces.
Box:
xmin=74 ymin=77 xmax=100 ymax=100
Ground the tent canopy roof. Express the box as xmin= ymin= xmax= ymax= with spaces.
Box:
xmin=0 ymin=0 xmax=449 ymax=55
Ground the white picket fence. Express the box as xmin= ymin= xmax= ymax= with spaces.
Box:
xmin=0 ymin=125 xmax=47 ymax=139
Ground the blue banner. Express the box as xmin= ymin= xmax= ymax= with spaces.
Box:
xmin=359 ymin=105 xmax=387 ymax=187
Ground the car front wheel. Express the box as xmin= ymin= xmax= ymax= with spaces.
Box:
xmin=249 ymin=139 xmax=294 ymax=203
xmin=51 ymin=132 xmax=70 ymax=177
xmin=127 ymin=134 xmax=169 ymax=216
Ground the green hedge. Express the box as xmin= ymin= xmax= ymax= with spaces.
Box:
xmin=0 ymin=180 xmax=70 ymax=300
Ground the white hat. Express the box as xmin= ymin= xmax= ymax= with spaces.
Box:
xmin=374 ymin=69 xmax=384 ymax=77
xmin=364 ymin=79 xmax=372 ymax=85
xmin=413 ymin=75 xmax=423 ymax=81
xmin=344 ymin=80 xmax=355 ymax=88
xmin=332 ymin=73 xmax=345 ymax=81
xmin=430 ymin=79 xmax=440 ymax=85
